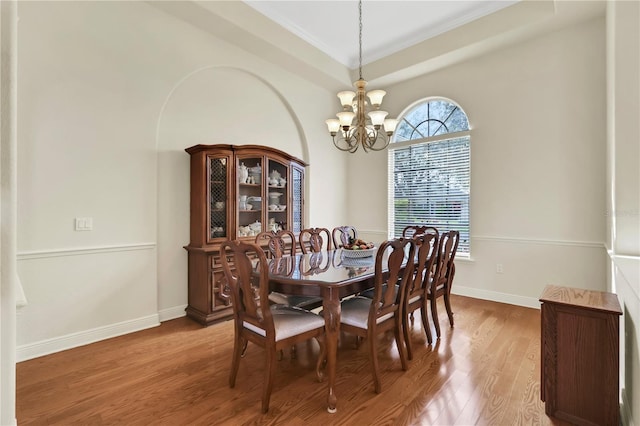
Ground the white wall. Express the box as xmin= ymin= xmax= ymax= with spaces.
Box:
xmin=15 ymin=1 xmax=346 ymax=360
xmin=607 ymin=2 xmax=640 ymax=425
xmin=349 ymin=15 xmax=608 ymax=308
xmin=1 ymin=1 xmax=18 ymax=423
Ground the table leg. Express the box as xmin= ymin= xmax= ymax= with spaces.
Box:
xmin=322 ymin=287 xmax=340 ymax=413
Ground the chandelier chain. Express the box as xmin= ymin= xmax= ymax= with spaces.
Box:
xmin=358 ymin=0 xmax=363 ymax=80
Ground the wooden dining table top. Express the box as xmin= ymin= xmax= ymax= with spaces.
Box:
xmin=264 ymin=248 xmax=382 ymax=296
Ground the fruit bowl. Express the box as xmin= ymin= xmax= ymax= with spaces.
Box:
xmin=342 ymin=247 xmax=377 ymax=258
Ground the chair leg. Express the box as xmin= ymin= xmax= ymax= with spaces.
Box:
xmin=241 ymin=339 xmax=249 ymax=357
xmin=421 ymin=305 xmax=433 ymax=345
xmin=315 ymin=336 xmax=326 ymax=382
xmin=444 ymin=291 xmax=454 ymax=327
xmin=395 ymin=318 xmax=408 ymax=371
xmin=431 ymin=297 xmax=441 ymax=339
xmin=368 ymin=331 xmax=382 ymax=394
xmin=403 ymin=310 xmax=413 ymax=361
xmin=262 ymin=348 xmax=277 ymax=413
xmin=229 ymin=335 xmax=244 ymax=388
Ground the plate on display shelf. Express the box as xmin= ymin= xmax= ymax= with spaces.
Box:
xmin=341 ymin=247 xmax=377 ymax=258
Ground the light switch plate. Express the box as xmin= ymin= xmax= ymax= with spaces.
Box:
xmin=75 ymin=217 xmax=93 ymax=231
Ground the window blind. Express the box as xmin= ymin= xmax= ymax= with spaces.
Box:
xmin=388 ymin=136 xmax=470 ymax=253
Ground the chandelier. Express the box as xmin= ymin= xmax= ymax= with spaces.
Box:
xmin=325 ymin=0 xmax=398 ymax=153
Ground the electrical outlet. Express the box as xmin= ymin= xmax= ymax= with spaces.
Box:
xmin=496 ymin=263 xmax=504 ymax=273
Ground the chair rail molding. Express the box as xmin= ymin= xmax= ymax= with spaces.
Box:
xmin=472 ymin=235 xmax=605 ymax=249
xmin=363 ymin=230 xmax=605 ymax=250
xmin=17 ymin=242 xmax=156 ymax=260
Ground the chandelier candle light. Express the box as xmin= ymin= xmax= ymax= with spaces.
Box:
xmin=326 ymin=0 xmax=398 ymax=153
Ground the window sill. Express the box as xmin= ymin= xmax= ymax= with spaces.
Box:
xmin=454 ymin=254 xmax=474 ymax=263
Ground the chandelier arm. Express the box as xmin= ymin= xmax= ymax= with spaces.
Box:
xmin=363 ymin=131 xmax=390 ymax=151
xmin=333 ymin=131 xmax=360 ymax=153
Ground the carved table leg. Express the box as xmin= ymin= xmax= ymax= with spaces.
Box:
xmin=322 ymin=286 xmax=340 ymax=413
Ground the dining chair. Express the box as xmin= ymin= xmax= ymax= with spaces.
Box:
xmin=220 ymin=239 xmax=326 ymax=413
xmin=338 ymin=238 xmax=416 ymax=393
xmin=402 ymin=233 xmax=439 ymax=359
xmin=331 ymin=225 xmax=358 ymax=249
xmin=255 ymin=229 xmax=297 ymax=258
xmin=402 ymin=225 xmax=439 ymax=239
xmin=299 ymin=227 xmax=332 ymax=254
xmin=255 ymin=230 xmax=323 ymax=310
xmin=428 ymin=230 xmax=460 ymax=338
xmin=401 ymin=226 xmax=439 ymax=324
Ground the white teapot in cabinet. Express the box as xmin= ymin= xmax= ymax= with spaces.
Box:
xmin=269 ymin=170 xmax=281 ymax=181
xmin=239 ymin=163 xmax=248 ymax=184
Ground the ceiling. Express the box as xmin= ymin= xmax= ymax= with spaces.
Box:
xmin=244 ymin=0 xmax=519 ymax=69
xmin=150 ymin=1 xmax=606 ymax=90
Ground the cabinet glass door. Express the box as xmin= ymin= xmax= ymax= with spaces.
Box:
xmin=237 ymin=156 xmax=263 ymax=237
xmin=267 ymin=159 xmax=288 ymax=233
xmin=291 ymin=165 xmax=304 ymax=234
xmin=209 ymin=156 xmax=228 ymax=241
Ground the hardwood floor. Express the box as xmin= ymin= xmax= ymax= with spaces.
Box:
xmin=16 ymin=295 xmax=571 ymax=425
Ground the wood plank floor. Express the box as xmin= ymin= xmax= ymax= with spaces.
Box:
xmin=16 ymin=295 xmax=571 ymax=425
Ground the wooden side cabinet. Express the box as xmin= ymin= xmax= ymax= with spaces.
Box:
xmin=539 ymin=285 xmax=622 ymax=426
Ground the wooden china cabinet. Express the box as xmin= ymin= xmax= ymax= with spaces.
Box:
xmin=184 ymin=144 xmax=306 ymax=325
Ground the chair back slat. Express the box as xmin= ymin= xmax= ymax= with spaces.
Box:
xmin=299 ymin=227 xmax=332 ymax=253
xmin=406 ymin=233 xmax=439 ymax=300
xmin=332 ymin=226 xmax=358 ymax=249
xmin=432 ymin=230 xmax=460 ymax=288
xmin=255 ymin=230 xmax=296 ymax=258
xmin=402 ymin=225 xmax=439 ymax=239
xmin=370 ymin=238 xmax=416 ymax=318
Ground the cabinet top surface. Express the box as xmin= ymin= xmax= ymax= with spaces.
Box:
xmin=184 ymin=144 xmax=307 ymax=166
xmin=539 ymin=285 xmax=622 ymax=315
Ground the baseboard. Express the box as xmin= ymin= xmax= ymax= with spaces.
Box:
xmin=16 ymin=314 xmax=160 ymax=362
xmin=452 ymin=285 xmax=540 ymax=309
xmin=621 ymin=388 xmax=636 ymax=426
xmin=158 ymin=305 xmax=187 ymax=322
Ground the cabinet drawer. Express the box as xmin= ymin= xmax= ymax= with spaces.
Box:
xmin=211 ymin=254 xmax=236 ymax=270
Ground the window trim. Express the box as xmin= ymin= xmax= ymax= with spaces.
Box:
xmin=387 ymin=98 xmax=471 ymax=256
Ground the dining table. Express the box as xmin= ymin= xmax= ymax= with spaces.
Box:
xmin=265 ymin=248 xmax=386 ymax=413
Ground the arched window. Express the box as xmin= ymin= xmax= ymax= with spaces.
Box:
xmin=388 ymin=98 xmax=471 ymax=254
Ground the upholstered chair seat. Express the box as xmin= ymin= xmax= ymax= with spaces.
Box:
xmin=244 ymin=305 xmax=325 ymax=341
xmin=340 ymin=297 xmax=395 ymax=328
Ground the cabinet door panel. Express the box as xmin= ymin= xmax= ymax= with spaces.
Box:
xmin=291 ymin=165 xmax=304 ymax=234
xmin=237 ymin=155 xmax=264 ymax=238
xmin=266 ymin=159 xmax=288 ymax=232
xmin=208 ymin=155 xmax=230 ymax=242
